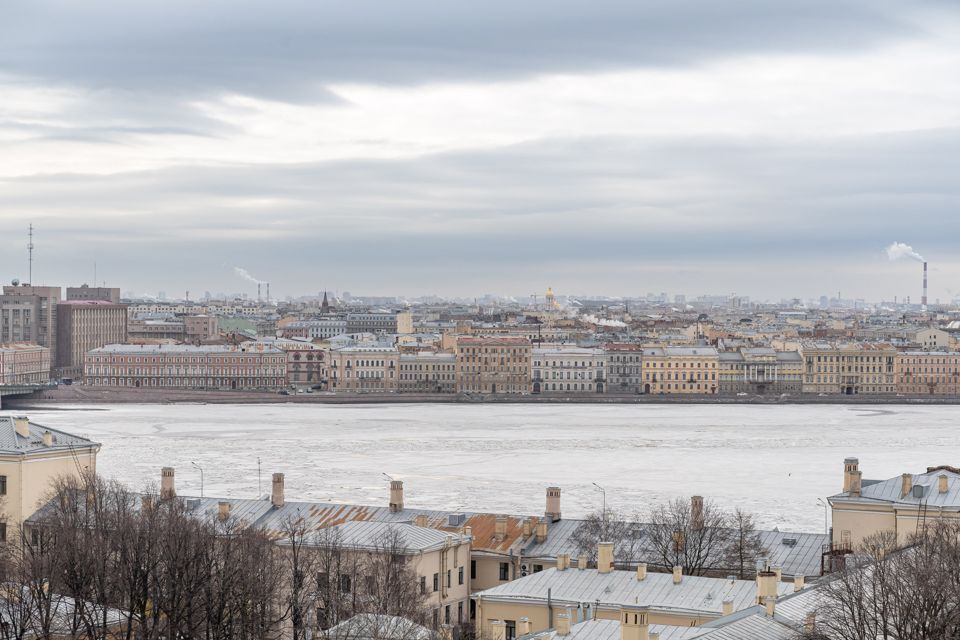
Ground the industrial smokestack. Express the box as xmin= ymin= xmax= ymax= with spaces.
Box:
xmin=922 ymin=262 xmax=928 ymax=312
xmin=266 ymin=283 xmax=270 ymax=302
xmin=257 ymin=282 xmax=261 ymax=302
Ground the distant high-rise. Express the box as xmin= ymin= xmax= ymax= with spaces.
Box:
xmin=67 ymin=283 xmax=121 ymax=304
xmin=56 ymin=300 xmax=127 ymax=377
xmin=1 ymin=283 xmax=62 ymax=364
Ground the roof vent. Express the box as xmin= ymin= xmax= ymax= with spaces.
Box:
xmin=912 ymin=484 xmax=926 ymax=499
xmin=781 ymin=538 xmax=797 ymax=547
xmin=448 ymin=513 xmax=466 ymax=527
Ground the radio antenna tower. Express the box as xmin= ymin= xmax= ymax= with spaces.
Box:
xmin=28 ymin=224 xmax=34 ymax=284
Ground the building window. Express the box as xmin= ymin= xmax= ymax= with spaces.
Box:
xmin=458 ymin=566 xmax=464 ymax=585
xmin=433 ymin=572 xmax=439 ymax=592
xmin=0 ymin=522 xmax=6 ymax=543
xmin=0 ymin=475 xmax=6 ymax=495
xmin=506 ymin=620 xmax=516 ymax=640
xmin=471 ymin=560 xmax=476 ymax=580
xmin=499 ymin=562 xmax=510 ymax=581
xmin=339 ymin=574 xmax=351 ymax=594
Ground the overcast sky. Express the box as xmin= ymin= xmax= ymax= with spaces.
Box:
xmin=1 ymin=1 xmax=958 ymax=301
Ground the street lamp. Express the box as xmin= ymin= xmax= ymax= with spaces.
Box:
xmin=592 ymin=482 xmax=607 ymax=537
xmin=816 ymin=498 xmax=829 ymax=536
xmin=192 ymin=461 xmax=204 ymax=498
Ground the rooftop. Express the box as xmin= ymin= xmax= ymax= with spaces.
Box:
xmin=0 ymin=415 xmax=100 ymax=456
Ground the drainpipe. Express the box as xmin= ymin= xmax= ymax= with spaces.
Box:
xmin=548 ymin=588 xmax=553 ymax=628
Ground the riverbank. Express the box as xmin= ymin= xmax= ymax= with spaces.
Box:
xmin=6 ymin=384 xmax=960 ymax=407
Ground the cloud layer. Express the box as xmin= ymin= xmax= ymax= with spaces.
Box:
xmin=1 ymin=1 xmax=958 ymax=300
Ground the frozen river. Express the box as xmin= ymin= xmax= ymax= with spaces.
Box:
xmin=12 ymin=403 xmax=960 ymax=533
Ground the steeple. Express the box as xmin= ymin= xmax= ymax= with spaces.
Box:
xmin=320 ymin=291 xmax=330 ymax=314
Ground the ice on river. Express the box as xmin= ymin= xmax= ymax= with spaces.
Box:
xmin=11 ymin=403 xmax=959 ymax=533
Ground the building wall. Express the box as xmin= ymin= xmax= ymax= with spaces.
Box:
xmin=802 ymin=344 xmax=896 ymax=395
xmin=0 ymin=285 xmax=61 ymax=364
xmin=456 ymin=338 xmax=531 ymax=394
xmin=327 ymin=348 xmax=399 ymax=392
xmin=66 ymin=285 xmax=121 ymax=304
xmin=56 ymin=302 xmax=128 ymax=377
xmin=605 ymin=344 xmax=643 ymax=394
xmin=0 ymin=447 xmax=99 ymax=538
xmin=0 ymin=343 xmax=51 ymax=384
xmin=531 ymin=347 xmax=607 ymax=394
xmin=894 ymin=352 xmax=960 ymax=395
xmin=84 ymin=346 xmax=286 ymax=390
xmin=398 ymin=353 xmax=456 ymax=393
xmin=642 ymin=348 xmax=719 ymax=395
xmin=185 ymin=315 xmax=219 ymax=341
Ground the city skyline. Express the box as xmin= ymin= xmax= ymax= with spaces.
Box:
xmin=2 ymin=1 xmax=959 ymax=299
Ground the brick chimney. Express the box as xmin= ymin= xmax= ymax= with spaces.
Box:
xmin=901 ymin=473 xmax=913 ymax=498
xmin=843 ymin=457 xmax=859 ymax=492
xmin=495 ymin=515 xmax=508 ymax=541
xmin=598 ymin=541 xmax=614 ymax=573
xmin=672 ymin=566 xmax=682 ymax=584
xmin=545 ymin=486 xmax=561 ymax=522
xmin=803 ymin=612 xmax=816 ymax=634
xmin=389 ymin=480 xmax=404 ymax=513
xmin=160 ymin=467 xmax=176 ymax=500
xmin=218 ymin=501 xmax=231 ymax=520
xmin=636 ymin=563 xmax=647 ymax=581
xmin=536 ymin=521 xmax=548 ymax=544
xmin=690 ymin=495 xmax=704 ymax=530
xmin=618 ymin=606 xmax=649 ymax=640
xmin=271 ymin=473 xmax=285 ymax=508
xmin=13 ymin=416 xmax=30 ymax=438
xmin=722 ymin=599 xmax=733 ymax=616
xmin=555 ymin=614 xmax=571 ymax=636
xmin=940 ymin=474 xmax=949 ymax=494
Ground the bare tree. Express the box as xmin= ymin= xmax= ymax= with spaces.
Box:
xmin=646 ymin=496 xmax=732 ymax=576
xmin=569 ymin=509 xmax=645 ymax=565
xmin=803 ymin=522 xmax=960 ymax=640
xmin=723 ymin=508 xmax=768 ymax=579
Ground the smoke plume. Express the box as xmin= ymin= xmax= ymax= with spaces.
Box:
xmin=233 ymin=267 xmax=265 ymax=284
xmin=885 ymin=242 xmax=924 ymax=263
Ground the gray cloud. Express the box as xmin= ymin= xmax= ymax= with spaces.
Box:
xmin=2 ymin=128 xmax=958 ymax=298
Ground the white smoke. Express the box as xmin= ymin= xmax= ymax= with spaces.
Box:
xmin=581 ymin=314 xmax=627 ymax=328
xmin=233 ymin=267 xmax=265 ymax=285
xmin=886 ymin=242 xmax=924 ymax=263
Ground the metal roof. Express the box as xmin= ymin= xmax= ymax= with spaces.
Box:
xmin=829 ymin=468 xmax=960 ymax=509
xmin=0 ymin=416 xmax=100 ymax=456
xmin=524 ymin=618 xmax=701 ymax=640
xmin=309 ymin=520 xmax=468 ymax=553
xmin=476 ymin=567 xmax=792 ymax=617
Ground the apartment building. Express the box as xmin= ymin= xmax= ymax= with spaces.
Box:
xmin=829 ymin=457 xmax=960 ymax=548
xmin=327 ymin=345 xmax=399 ymax=392
xmin=399 ymin=352 xmax=457 ymax=393
xmin=641 ymin=346 xmax=719 ymax=395
xmin=84 ymin=344 xmax=286 ymax=390
xmin=254 ymin=338 xmax=328 ymax=387
xmin=282 ymin=317 xmax=348 ymax=340
xmin=717 ymin=348 xmax=803 ymax=395
xmin=604 ymin=343 xmax=643 ymax=394
xmin=0 ymin=343 xmax=51 ymax=385
xmin=456 ymin=337 xmax=531 ymax=394
xmin=531 ymin=345 xmax=606 ymax=394
xmin=56 ymin=300 xmax=128 ymax=377
xmin=801 ymin=343 xmax=896 ymax=395
xmin=894 ymin=351 xmax=960 ymax=395
xmin=346 ymin=312 xmax=398 ymax=335
xmin=66 ymin=284 xmax=121 ymax=304
xmin=127 ymin=318 xmax=186 ymax=341
xmin=185 ymin=314 xmax=219 ymax=341
xmin=0 ymin=284 xmax=61 ymax=365
xmin=0 ymin=415 xmax=100 ymax=541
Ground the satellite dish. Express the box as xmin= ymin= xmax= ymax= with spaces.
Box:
xmin=11 ymin=278 xmax=19 ymax=286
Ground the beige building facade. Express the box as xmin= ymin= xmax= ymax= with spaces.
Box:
xmin=894 ymin=351 xmax=960 ymax=395
xmin=328 ymin=345 xmax=399 ymax=392
xmin=56 ymin=300 xmax=128 ymax=377
xmin=0 ymin=415 xmax=100 ymax=543
xmin=642 ymin=346 xmax=719 ymax=395
xmin=399 ymin=352 xmax=457 ymax=393
xmin=0 ymin=284 xmax=61 ymax=365
xmin=0 ymin=343 xmax=51 ymax=384
xmin=456 ymin=337 xmax=531 ymax=395
xmin=801 ymin=343 xmax=896 ymax=395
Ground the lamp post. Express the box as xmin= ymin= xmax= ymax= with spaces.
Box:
xmin=192 ymin=461 xmax=204 ymax=498
xmin=817 ymin=498 xmax=829 ymax=536
xmin=592 ymin=482 xmax=606 ymax=537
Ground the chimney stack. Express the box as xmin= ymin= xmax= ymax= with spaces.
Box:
xmin=756 ymin=566 xmax=778 ymax=604
xmin=271 ymin=473 xmax=285 ymax=508
xmin=495 ymin=515 xmax=508 ymax=541
xmin=691 ymin=495 xmax=704 ymax=530
xmin=389 ymin=480 xmax=404 ymax=513
xmin=578 ymin=555 xmax=588 ymax=570
xmin=415 ymin=514 xmax=428 ymax=527
xmin=843 ymin=457 xmax=859 ymax=493
xmin=636 ymin=563 xmax=647 ymax=581
xmin=763 ymin=596 xmax=776 ymax=617
xmin=13 ymin=416 xmax=30 ymax=438
xmin=901 ymin=473 xmax=913 ymax=498
xmin=545 ymin=486 xmax=562 ymax=522
xmin=42 ymin=431 xmax=53 ymax=447
xmin=940 ymin=474 xmax=949 ymax=494
xmin=536 ymin=520 xmax=548 ymax=544
xmin=218 ymin=501 xmax=231 ymax=521
xmin=772 ymin=566 xmax=782 ymax=582
xmin=598 ymin=541 xmax=614 ymax=573
xmin=722 ymin=599 xmax=734 ymax=616
xmin=522 ymin=519 xmax=532 ymax=539
xmin=672 ymin=566 xmax=682 ymax=584
xmin=618 ymin=606 xmax=650 ymax=640
xmin=555 ymin=614 xmax=571 ymax=637
xmin=849 ymin=470 xmax=862 ymax=497
xmin=794 ymin=575 xmax=805 ymax=592
xmin=161 ymin=467 xmax=176 ymax=500
xmin=923 ymin=262 xmax=928 ymax=311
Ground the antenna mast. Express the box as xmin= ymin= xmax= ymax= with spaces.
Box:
xmin=28 ymin=224 xmax=34 ymax=284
